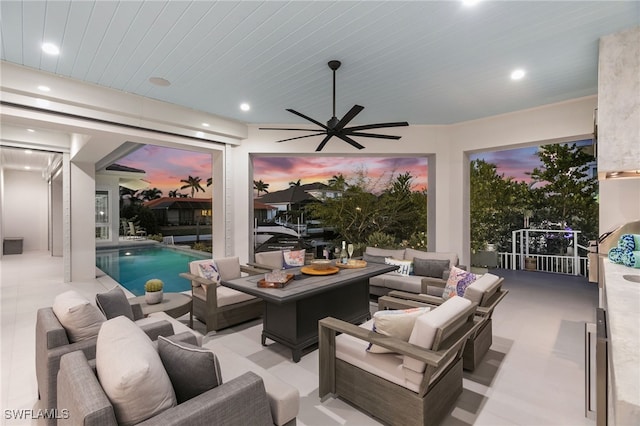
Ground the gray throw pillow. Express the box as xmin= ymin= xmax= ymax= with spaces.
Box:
xmin=363 ymin=253 xmax=388 ymax=264
xmin=95 ymin=286 xmax=135 ymax=321
xmin=413 ymin=258 xmax=450 ymax=279
xmin=157 ymin=336 xmax=223 ymax=404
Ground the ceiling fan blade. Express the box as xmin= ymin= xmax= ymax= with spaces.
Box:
xmin=315 ymin=134 xmax=334 ymax=152
xmin=344 ymin=121 xmax=409 ymax=132
xmin=346 ymin=132 xmax=402 ymax=140
xmin=337 ymin=133 xmax=365 ymax=150
xmin=334 ymin=105 xmax=364 ymax=131
xmin=275 ymin=133 xmax=327 ymax=143
xmin=259 ymin=127 xmax=325 ymax=132
xmin=286 ymin=109 xmax=329 ymax=130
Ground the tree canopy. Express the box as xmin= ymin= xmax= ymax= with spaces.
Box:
xmin=307 ymin=171 xmax=427 ymax=246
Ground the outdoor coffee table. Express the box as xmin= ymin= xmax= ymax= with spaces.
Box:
xmin=128 ymin=292 xmax=193 ymax=328
xmin=222 ymin=262 xmax=396 ymax=362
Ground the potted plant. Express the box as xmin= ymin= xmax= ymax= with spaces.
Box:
xmin=144 ymin=279 xmax=164 ymax=305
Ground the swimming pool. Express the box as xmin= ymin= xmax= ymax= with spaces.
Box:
xmin=96 ymin=245 xmax=210 ymax=296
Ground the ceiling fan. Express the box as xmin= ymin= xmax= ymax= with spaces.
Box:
xmin=260 ymin=60 xmax=409 ymax=152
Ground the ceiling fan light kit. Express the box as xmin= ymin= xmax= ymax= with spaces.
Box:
xmin=260 ymin=60 xmax=408 ymax=152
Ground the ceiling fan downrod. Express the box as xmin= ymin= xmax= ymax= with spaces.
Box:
xmin=328 ymin=60 xmax=341 ymax=129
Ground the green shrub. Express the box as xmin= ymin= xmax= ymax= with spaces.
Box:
xmin=147 ymin=233 xmax=163 ymax=242
xmin=192 ymin=243 xmax=211 ymax=253
xmin=365 ymin=232 xmax=397 ymax=249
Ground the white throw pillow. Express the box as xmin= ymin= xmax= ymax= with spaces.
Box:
xmin=367 ymin=307 xmax=430 ymax=353
xmin=384 ymin=257 xmax=413 ymax=276
xmin=96 ymin=316 xmax=176 ymax=425
xmin=52 ymin=290 xmax=106 ymax=342
xmin=404 ymin=296 xmax=473 ymax=373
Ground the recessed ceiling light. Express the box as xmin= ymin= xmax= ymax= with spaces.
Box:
xmin=202 ymin=123 xmax=210 ymax=127
xmin=149 ymin=77 xmax=171 ymax=87
xmin=27 ymin=129 xmax=35 ymax=132
xmin=25 ymin=150 xmax=33 ymax=154
xmin=38 ymin=85 xmax=50 ymax=92
xmin=41 ymin=42 xmax=59 ymax=55
xmin=196 ymin=131 xmax=204 ymax=138
xmin=24 ymin=166 xmax=31 ymax=170
xmin=511 ymin=69 xmax=526 ymax=80
xmin=240 ymin=103 xmax=250 ymax=112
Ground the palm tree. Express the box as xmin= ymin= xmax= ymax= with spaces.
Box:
xmin=180 ymin=175 xmax=205 ymax=197
xmin=168 ymin=189 xmax=179 ymax=198
xmin=289 ymin=179 xmax=301 ymax=187
xmin=253 ymin=180 xmax=270 ymax=196
xmin=328 ymin=174 xmax=348 ymax=191
xmin=140 ymin=187 xmax=162 ymax=201
xmin=207 ymin=177 xmax=213 ymax=187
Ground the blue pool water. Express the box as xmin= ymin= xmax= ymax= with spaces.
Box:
xmin=96 ymin=246 xmax=210 ymax=296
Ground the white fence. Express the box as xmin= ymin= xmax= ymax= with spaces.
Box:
xmin=498 ymin=252 xmax=589 ymax=277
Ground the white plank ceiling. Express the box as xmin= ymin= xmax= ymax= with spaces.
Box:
xmin=1 ymin=0 xmax=639 ymax=126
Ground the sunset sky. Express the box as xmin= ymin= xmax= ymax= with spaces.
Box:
xmin=118 ymin=140 xmax=591 ymax=197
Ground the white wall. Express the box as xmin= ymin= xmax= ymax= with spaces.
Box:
xmin=231 ymin=96 xmax=597 ymax=267
xmin=2 ymin=169 xmax=49 ymax=251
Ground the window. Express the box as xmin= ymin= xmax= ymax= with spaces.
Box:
xmin=95 ymin=191 xmax=110 ymax=240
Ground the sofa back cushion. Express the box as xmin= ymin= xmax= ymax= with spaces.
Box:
xmin=464 ymin=273 xmax=501 ymax=305
xmin=404 ymin=296 xmax=473 ymax=373
xmin=96 ymin=316 xmax=176 ymax=425
xmin=255 ymin=251 xmax=285 ymax=269
xmin=413 ymin=258 xmax=450 ymax=279
xmin=52 ymin=290 xmax=106 ymax=342
xmin=365 ymin=247 xmax=406 ymax=260
xmin=404 ymin=248 xmax=458 ymax=266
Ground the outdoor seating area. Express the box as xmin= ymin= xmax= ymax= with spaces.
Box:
xmin=179 ymin=257 xmax=266 ymax=333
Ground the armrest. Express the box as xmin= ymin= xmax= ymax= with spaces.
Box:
xmin=57 ymin=351 xmax=117 ymax=425
xmin=388 ymin=290 xmax=444 ymax=306
xmin=476 ymin=289 xmax=509 ymax=317
xmin=246 ymin=262 xmax=276 ymax=272
xmin=179 ymin=272 xmax=216 ymax=288
xmin=420 ymin=277 xmax=446 ymax=295
xmin=131 ymin=303 xmax=144 ymax=321
xmin=36 ymin=308 xmax=70 ymax=349
xmin=319 ymin=317 xmax=460 ymax=368
xmin=241 ymin=264 xmax=268 ymax=276
xmin=138 ymin=320 xmax=175 ymax=341
xmin=138 ymin=372 xmax=273 ymax=426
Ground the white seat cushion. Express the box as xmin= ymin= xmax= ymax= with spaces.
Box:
xmin=216 ymin=286 xmax=257 ymax=307
xmin=369 ymin=274 xmax=423 ymax=293
xmin=335 ymin=319 xmax=420 ymax=392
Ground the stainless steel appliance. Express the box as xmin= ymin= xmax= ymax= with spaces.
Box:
xmin=585 ymin=308 xmax=609 ymax=425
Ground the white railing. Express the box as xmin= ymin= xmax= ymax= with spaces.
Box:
xmin=498 ymin=252 xmax=589 ymax=277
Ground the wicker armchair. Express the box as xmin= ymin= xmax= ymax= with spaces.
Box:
xmin=319 ymin=297 xmax=479 ymax=426
xmin=180 ymin=257 xmax=265 ymax=332
xmin=379 ymin=274 xmax=507 ymax=371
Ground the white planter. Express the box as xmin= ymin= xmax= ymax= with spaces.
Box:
xmin=145 ymin=290 xmax=163 ymax=305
